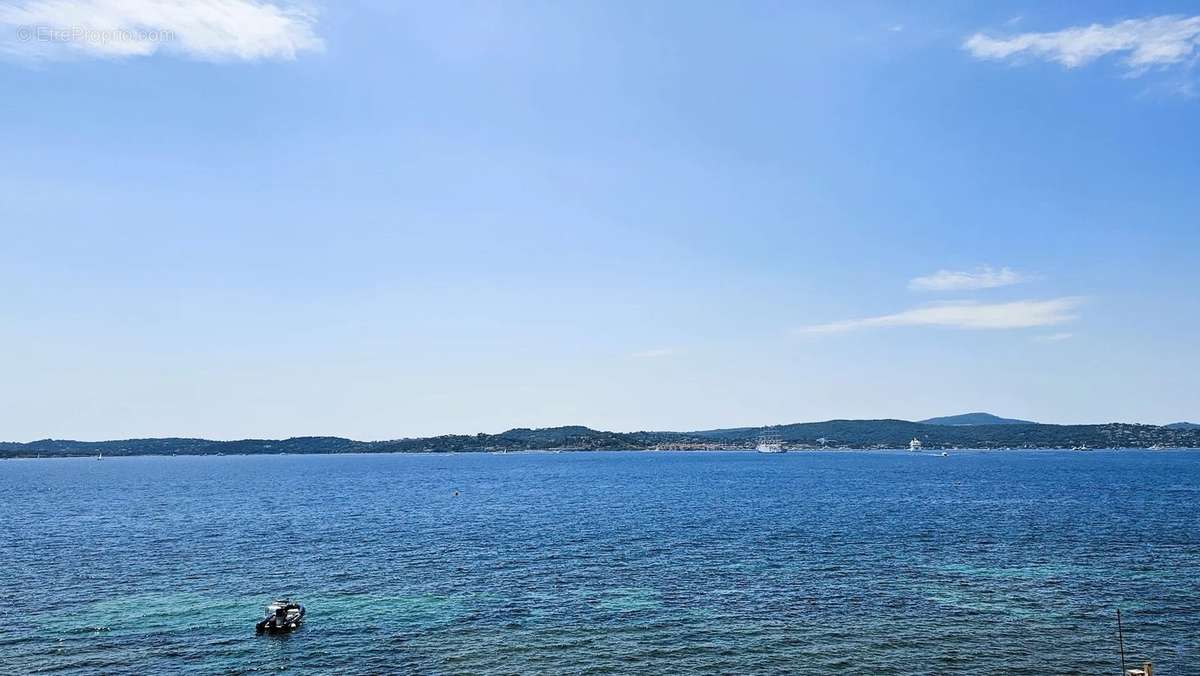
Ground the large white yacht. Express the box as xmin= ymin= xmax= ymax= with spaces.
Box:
xmin=756 ymin=430 xmax=785 ymax=454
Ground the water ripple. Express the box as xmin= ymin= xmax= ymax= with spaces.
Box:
xmin=1 ymin=450 xmax=1197 ymax=673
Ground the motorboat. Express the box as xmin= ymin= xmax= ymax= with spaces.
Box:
xmin=255 ymin=600 xmax=305 ymax=634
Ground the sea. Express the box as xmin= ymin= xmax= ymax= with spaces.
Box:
xmin=2 ymin=450 xmax=1198 ymax=674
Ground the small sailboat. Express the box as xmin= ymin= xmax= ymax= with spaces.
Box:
xmin=97 ymin=452 xmax=103 ymax=460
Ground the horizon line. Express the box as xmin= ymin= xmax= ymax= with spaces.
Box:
xmin=5 ymin=416 xmax=1197 ymax=445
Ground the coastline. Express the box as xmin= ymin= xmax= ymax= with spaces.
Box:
xmin=7 ymin=420 xmax=1198 ymax=460
xmin=5 ymin=446 xmax=1199 ymax=460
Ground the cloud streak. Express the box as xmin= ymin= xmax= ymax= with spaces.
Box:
xmin=631 ymin=348 xmax=678 ymax=359
xmin=909 ymin=266 xmax=1027 ymax=292
xmin=0 ymin=0 xmax=323 ymax=62
xmin=964 ymin=15 xmax=1200 ymax=73
xmin=797 ymin=298 xmax=1083 ymax=334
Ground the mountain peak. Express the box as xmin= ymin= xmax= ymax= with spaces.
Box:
xmin=919 ymin=412 xmax=1034 ymax=426
xmin=1165 ymin=422 xmax=1199 ymax=430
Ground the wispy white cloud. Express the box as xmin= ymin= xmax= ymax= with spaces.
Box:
xmin=1033 ymin=332 xmax=1074 ymax=343
xmin=908 ymin=266 xmax=1028 ymax=292
xmin=631 ymin=347 xmax=679 ymax=359
xmin=797 ymin=298 xmax=1083 ymax=334
xmin=964 ymin=15 xmax=1200 ymax=73
xmin=0 ymin=0 xmax=323 ymax=62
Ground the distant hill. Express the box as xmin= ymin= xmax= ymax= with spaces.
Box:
xmin=1166 ymin=422 xmax=1199 ymax=430
xmin=919 ymin=412 xmax=1033 ymax=426
xmin=4 ymin=419 xmax=1199 ymax=458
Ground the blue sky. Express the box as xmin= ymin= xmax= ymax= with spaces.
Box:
xmin=1 ymin=1 xmax=1197 ymax=441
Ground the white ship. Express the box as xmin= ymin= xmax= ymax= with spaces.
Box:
xmin=908 ymin=438 xmax=922 ymax=452
xmin=756 ymin=430 xmax=785 ymax=454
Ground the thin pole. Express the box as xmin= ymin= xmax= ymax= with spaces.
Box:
xmin=1117 ymin=609 xmax=1127 ymax=675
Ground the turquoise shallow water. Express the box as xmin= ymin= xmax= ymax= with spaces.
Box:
xmin=2 ymin=450 xmax=1198 ymax=674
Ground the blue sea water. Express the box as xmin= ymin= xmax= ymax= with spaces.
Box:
xmin=2 ymin=450 xmax=1198 ymax=674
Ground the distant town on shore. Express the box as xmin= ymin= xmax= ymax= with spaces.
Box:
xmin=3 ymin=413 xmax=1198 ymax=458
